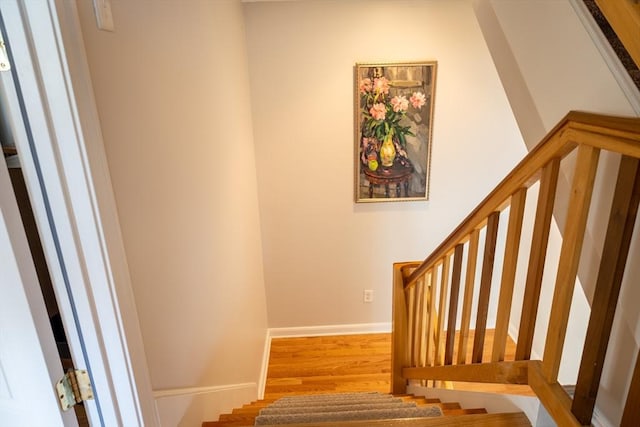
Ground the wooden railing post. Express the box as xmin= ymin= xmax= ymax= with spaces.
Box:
xmin=572 ymin=156 xmax=640 ymax=424
xmin=457 ymin=229 xmax=479 ymax=364
xmin=542 ymin=145 xmax=600 ymax=382
xmin=434 ymin=256 xmax=450 ymax=366
xmin=445 ymin=244 xmax=464 ymax=365
xmin=492 ymin=188 xmax=527 ymax=362
xmin=472 ymin=212 xmax=500 ymax=364
xmin=516 ymin=158 xmax=560 ymax=360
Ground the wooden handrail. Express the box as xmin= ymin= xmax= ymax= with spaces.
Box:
xmin=392 ymin=111 xmax=640 ymax=426
xmin=405 ymin=111 xmax=640 ymax=288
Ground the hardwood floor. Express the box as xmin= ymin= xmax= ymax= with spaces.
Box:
xmin=263 ymin=331 xmax=534 ymax=401
xmin=264 ymin=333 xmax=392 ymax=400
xmin=204 ymin=332 xmax=534 ymax=426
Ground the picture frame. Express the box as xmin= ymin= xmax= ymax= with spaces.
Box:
xmin=354 ymin=61 xmax=437 ymax=202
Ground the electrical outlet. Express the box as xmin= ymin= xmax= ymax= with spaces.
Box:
xmin=363 ymin=289 xmax=374 ymax=303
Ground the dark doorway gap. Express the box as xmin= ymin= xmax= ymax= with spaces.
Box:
xmin=3 ymin=151 xmax=89 ymax=426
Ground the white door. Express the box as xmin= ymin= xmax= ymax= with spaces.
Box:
xmin=0 ymin=1 xmax=155 ymax=425
xmin=0 ymin=155 xmax=78 ymax=425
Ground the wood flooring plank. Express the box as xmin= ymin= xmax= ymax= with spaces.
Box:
xmin=264 ymin=331 xmax=523 ymax=400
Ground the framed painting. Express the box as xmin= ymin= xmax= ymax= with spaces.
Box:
xmin=354 ymin=61 xmax=437 ymax=202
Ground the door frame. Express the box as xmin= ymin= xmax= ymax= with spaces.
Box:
xmin=0 ymin=0 xmax=156 ymax=425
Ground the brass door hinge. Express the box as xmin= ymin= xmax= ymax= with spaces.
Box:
xmin=55 ymin=369 xmax=94 ymax=411
xmin=0 ymin=33 xmax=10 ymax=71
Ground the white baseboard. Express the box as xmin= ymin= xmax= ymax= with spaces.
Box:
xmin=258 ymin=322 xmax=393 ymax=398
xmin=153 ymin=383 xmax=257 ymax=427
xmin=268 ymin=322 xmax=392 ymax=338
xmin=153 ymin=382 xmax=256 ymax=399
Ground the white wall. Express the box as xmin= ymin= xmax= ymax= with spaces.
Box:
xmin=76 ymin=0 xmax=269 ymax=424
xmin=73 ymin=0 xmax=640 ymax=424
xmin=244 ymin=0 xmax=527 ymax=328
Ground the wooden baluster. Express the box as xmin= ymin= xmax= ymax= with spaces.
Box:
xmin=542 ymin=145 xmax=600 ymax=382
xmin=572 ymin=156 xmax=640 ymax=424
xmin=407 ymin=284 xmax=416 ymax=366
xmin=445 ymin=244 xmax=464 ymax=365
xmin=622 ymin=348 xmax=640 ymax=427
xmin=413 ymin=276 xmax=425 ymax=368
xmin=425 ymin=266 xmax=438 ymax=367
xmin=457 ymin=229 xmax=479 ymax=364
xmin=516 ymin=158 xmax=560 ymax=360
xmin=418 ymin=274 xmax=430 ymax=386
xmin=419 ymin=273 xmax=431 ymax=370
xmin=472 ymin=212 xmax=500 ymax=364
xmin=434 ymin=255 xmax=450 ymax=366
xmin=492 ymin=188 xmax=527 ymax=362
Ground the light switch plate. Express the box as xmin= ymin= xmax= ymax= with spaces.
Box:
xmin=92 ymin=0 xmax=115 ymax=32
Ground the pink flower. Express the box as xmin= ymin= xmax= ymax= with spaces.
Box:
xmin=359 ymin=78 xmax=372 ymax=94
xmin=370 ymin=103 xmax=386 ymax=120
xmin=373 ymin=77 xmax=390 ymax=95
xmin=410 ymin=92 xmax=426 ymax=109
xmin=390 ymin=95 xmax=409 ymax=112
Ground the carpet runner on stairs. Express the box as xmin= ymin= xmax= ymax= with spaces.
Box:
xmin=253 ymin=392 xmax=442 ymax=425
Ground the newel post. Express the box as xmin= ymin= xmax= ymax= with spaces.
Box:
xmin=391 ymin=262 xmax=417 ymax=394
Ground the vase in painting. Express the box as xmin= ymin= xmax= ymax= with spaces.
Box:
xmin=379 ymin=134 xmax=396 ymax=167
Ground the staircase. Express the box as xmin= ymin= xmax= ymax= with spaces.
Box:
xmin=203 ymin=111 xmax=640 ymax=427
xmin=393 ymin=112 xmax=640 ymax=426
xmin=203 ymin=392 xmax=529 ymax=426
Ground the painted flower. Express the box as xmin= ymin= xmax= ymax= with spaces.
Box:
xmin=373 ymin=77 xmax=390 ymax=95
xmin=390 ymin=95 xmax=409 ymax=113
xmin=359 ymin=77 xmax=372 ymax=94
xmin=410 ymin=92 xmax=426 ymax=109
xmin=359 ymin=70 xmax=425 ymax=157
xmin=370 ymin=103 xmax=387 ymax=120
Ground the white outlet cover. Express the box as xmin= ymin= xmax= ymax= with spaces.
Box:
xmin=363 ymin=290 xmax=374 ymax=303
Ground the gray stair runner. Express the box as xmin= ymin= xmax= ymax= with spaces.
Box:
xmin=254 ymin=392 xmax=442 ymax=425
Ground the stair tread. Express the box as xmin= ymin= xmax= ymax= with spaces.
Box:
xmin=249 ymin=412 xmax=531 ymax=426
xmin=258 ymin=401 xmax=420 ymax=415
xmin=205 ymin=393 xmax=504 ymax=427
xmin=253 ymin=405 xmax=443 ymax=425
